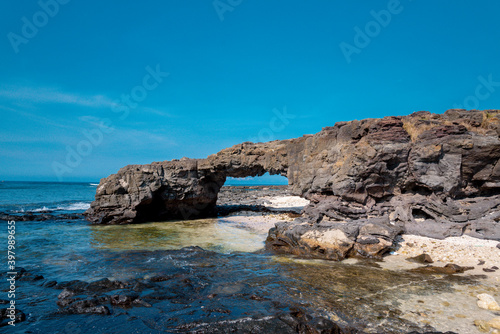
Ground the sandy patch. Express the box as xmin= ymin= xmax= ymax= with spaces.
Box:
xmin=378 ymin=234 xmax=500 ymax=334
xmin=392 ymin=234 xmax=500 ymax=278
xmin=262 ymin=195 xmax=310 ymax=213
xmin=217 ymin=195 xmax=307 ymax=234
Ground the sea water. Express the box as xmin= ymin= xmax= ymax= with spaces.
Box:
xmin=0 ymin=181 xmax=96 ymax=213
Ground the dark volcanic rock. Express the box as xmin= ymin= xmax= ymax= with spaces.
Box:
xmin=58 ymin=298 xmax=111 ymax=315
xmin=110 ymin=293 xmax=139 ymax=307
xmin=0 ymin=212 xmax=83 ymax=222
xmin=86 ymin=109 xmax=500 ymax=260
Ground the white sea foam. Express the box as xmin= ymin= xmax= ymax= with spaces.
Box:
xmin=90 ymin=183 xmax=99 ymax=186
xmin=32 ymin=206 xmax=53 ymax=212
xmin=26 ymin=202 xmax=91 ymax=213
xmin=56 ymin=202 xmax=91 ymax=211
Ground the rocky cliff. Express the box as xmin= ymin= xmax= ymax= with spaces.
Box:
xmin=85 ymin=109 xmax=500 ymax=260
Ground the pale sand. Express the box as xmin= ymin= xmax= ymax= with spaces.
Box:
xmin=219 ymin=195 xmax=309 ymax=234
xmin=262 ymin=195 xmax=310 ymax=213
xmin=390 ymin=234 xmax=500 ymax=282
xmin=371 ymin=235 xmax=500 ymax=333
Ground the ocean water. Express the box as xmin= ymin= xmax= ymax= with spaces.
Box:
xmin=0 ymin=182 xmax=484 ymax=333
xmin=0 ymin=182 xmax=274 ymax=282
xmin=0 ymin=181 xmax=96 ymax=213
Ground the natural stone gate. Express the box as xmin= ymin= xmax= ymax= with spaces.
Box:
xmin=86 ymin=109 xmax=500 ymax=260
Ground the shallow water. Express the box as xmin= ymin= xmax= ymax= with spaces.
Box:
xmin=91 ymin=219 xmax=268 ymax=253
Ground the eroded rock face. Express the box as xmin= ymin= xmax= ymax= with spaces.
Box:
xmin=85 ymin=159 xmax=227 ymax=224
xmin=86 ymin=109 xmax=500 ymax=260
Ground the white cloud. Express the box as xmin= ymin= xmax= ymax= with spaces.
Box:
xmin=0 ymin=84 xmax=173 ymax=117
xmin=0 ymin=85 xmax=116 ymax=108
xmin=104 ymin=128 xmax=178 ymax=147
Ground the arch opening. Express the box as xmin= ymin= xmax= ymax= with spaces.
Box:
xmin=215 ymin=172 xmax=308 ymax=217
xmin=225 ymin=172 xmax=288 ymax=186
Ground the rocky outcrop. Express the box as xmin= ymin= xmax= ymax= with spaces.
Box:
xmin=86 ymin=109 xmax=500 ymax=260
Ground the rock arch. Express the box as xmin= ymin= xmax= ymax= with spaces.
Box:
xmin=86 ymin=109 xmax=500 ymax=260
xmin=85 ymin=140 xmax=292 ymax=224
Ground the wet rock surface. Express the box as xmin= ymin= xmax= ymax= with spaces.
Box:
xmin=408 ymin=263 xmax=475 ymax=275
xmin=86 ymin=110 xmax=500 ymax=261
xmin=0 ymin=212 xmax=84 ymax=222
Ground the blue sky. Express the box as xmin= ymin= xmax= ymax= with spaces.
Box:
xmin=1 ymin=0 xmax=500 ymax=182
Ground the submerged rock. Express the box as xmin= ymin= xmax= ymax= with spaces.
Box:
xmin=409 ymin=264 xmax=474 ymax=275
xmin=407 ymin=254 xmax=434 ymax=264
xmin=11 ymin=249 xmax=477 ymax=333
xmin=473 ymin=319 xmax=491 ymax=332
xmin=0 ymin=212 xmax=83 ymax=222
xmin=59 ymin=298 xmax=111 ymax=315
xmin=86 ymin=109 xmax=500 ymax=260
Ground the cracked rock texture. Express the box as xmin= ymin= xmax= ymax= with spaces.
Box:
xmin=86 ymin=109 xmax=500 ymax=260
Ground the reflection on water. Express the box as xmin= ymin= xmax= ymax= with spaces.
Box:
xmin=90 ymin=218 xmax=269 ymax=253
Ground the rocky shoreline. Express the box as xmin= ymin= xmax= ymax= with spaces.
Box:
xmin=218 ymin=187 xmax=500 ymax=333
xmin=3 ymin=186 xmax=500 ymax=333
xmin=218 ymin=186 xmax=500 ymax=264
xmin=85 ymin=109 xmax=500 ymax=262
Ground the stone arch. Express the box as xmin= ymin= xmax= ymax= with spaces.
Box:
xmin=86 ymin=141 xmax=292 ymax=224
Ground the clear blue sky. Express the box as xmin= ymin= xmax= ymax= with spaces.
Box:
xmin=1 ymin=0 xmax=500 ymax=182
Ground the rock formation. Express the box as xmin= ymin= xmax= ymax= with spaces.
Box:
xmin=85 ymin=109 xmax=500 ymax=260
